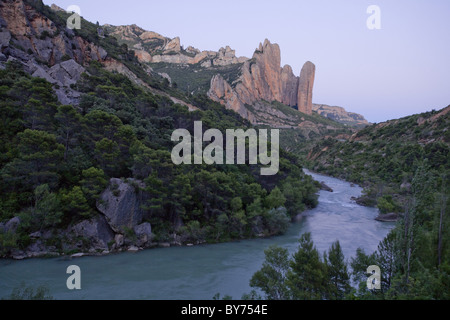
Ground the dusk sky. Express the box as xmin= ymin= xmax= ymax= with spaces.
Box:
xmin=43 ymin=0 xmax=450 ymax=123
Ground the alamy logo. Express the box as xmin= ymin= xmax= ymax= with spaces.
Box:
xmin=171 ymin=121 xmax=280 ymax=176
xmin=66 ymin=265 xmax=81 ymax=290
xmin=366 ymin=265 xmax=381 ymax=290
xmin=66 ymin=5 xmax=81 ymax=30
xmin=367 ymin=5 xmax=381 ymax=30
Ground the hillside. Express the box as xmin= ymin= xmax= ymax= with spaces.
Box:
xmin=0 ymin=0 xmax=448 ymax=301
xmin=308 ymin=106 xmax=450 ymax=299
xmin=309 ymin=106 xmax=449 ymax=207
xmin=0 ymin=0 xmax=320 ymax=259
xmin=313 ymin=104 xmax=370 ymax=128
xmin=106 ymin=22 xmax=368 ymax=129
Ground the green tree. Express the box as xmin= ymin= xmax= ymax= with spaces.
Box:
xmin=115 ymin=124 xmax=137 ymax=173
xmin=250 ymin=245 xmax=290 ymax=300
xmin=287 ymin=232 xmax=327 ymax=300
xmin=264 ymin=207 xmax=290 ymax=236
xmin=167 ymin=173 xmax=192 ymax=225
xmin=350 ymin=248 xmax=378 ymax=298
xmin=3 ymin=283 xmax=53 ymax=300
xmin=80 ymin=167 xmax=108 ymax=206
xmin=1 ymin=130 xmax=64 ymax=189
xmin=377 ymin=195 xmax=396 ymax=214
xmin=21 ymin=77 xmax=58 ymax=131
xmin=94 ymin=138 xmax=120 ymax=176
xmin=61 ymin=186 xmax=92 ymax=219
xmin=281 ymin=179 xmax=306 ymax=217
xmin=375 ymin=230 xmax=397 ymax=293
xmin=324 ymin=240 xmax=351 ymax=299
xmin=143 ymin=172 xmax=166 ymax=225
xmin=214 ymin=213 xmax=230 ymax=241
xmin=229 ymin=197 xmax=247 ymax=237
xmin=246 ymin=196 xmax=265 ymax=235
xmin=83 ymin=110 xmax=123 ymax=142
xmin=264 ymin=187 xmax=286 ymax=210
xmin=55 ymin=105 xmax=82 ymax=161
xmin=20 ymin=184 xmax=63 ymax=231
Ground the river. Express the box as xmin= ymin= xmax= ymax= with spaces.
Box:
xmin=0 ymin=170 xmax=394 ymax=300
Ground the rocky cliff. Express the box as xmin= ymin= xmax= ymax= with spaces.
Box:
xmin=0 ymin=0 xmax=113 ymax=105
xmin=297 ymin=61 xmax=315 ymax=115
xmin=0 ymin=0 xmax=108 ymax=66
xmin=312 ymin=104 xmax=370 ymax=128
xmin=107 ymin=25 xmax=318 ymax=122
xmin=208 ymin=39 xmax=315 ymax=123
xmin=105 ymin=24 xmax=248 ymax=67
xmin=0 ymin=0 xmax=198 ymax=111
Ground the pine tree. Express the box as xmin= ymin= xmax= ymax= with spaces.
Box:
xmin=1 ymin=129 xmax=64 ymax=189
xmin=287 ymin=232 xmax=327 ymax=300
xmin=324 ymin=240 xmax=351 ymax=299
xmin=61 ymin=186 xmax=92 ymax=219
xmin=55 ymin=105 xmax=82 ymax=161
xmin=80 ymin=167 xmax=108 ymax=206
xmin=250 ymin=245 xmax=290 ymax=300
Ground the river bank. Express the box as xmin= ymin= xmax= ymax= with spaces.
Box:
xmin=0 ymin=171 xmax=394 ymax=300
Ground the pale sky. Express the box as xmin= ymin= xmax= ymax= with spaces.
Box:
xmin=43 ymin=0 xmax=450 ymax=123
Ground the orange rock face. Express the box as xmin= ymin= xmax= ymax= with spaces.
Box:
xmin=0 ymin=0 xmax=109 ymax=67
xmin=297 ymin=61 xmax=315 ymax=115
xmin=208 ymin=39 xmax=316 ymax=120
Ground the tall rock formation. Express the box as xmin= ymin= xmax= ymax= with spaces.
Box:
xmin=207 ymin=39 xmax=316 ymax=122
xmin=297 ymin=61 xmax=315 ymax=115
xmin=281 ymin=65 xmax=299 ymax=107
xmin=209 ymin=74 xmax=248 ymax=119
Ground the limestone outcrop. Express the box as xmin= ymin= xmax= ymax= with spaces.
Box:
xmin=281 ymin=65 xmax=299 ymax=107
xmin=106 ymin=24 xmax=248 ymax=67
xmin=96 ymin=178 xmax=147 ymax=233
xmin=207 ymin=39 xmax=316 ymax=122
xmin=105 ymin=24 xmax=318 ymax=122
xmin=163 ymin=37 xmax=181 ymax=53
xmin=208 ymin=74 xmax=248 ymax=118
xmin=0 ymin=0 xmax=109 ymax=66
xmin=313 ymin=104 xmax=370 ymax=127
xmin=70 ymin=215 xmax=115 ymax=251
xmin=297 ymin=61 xmax=315 ymax=115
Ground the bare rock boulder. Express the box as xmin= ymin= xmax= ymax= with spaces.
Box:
xmin=97 ymin=178 xmax=146 ymax=233
xmin=70 ymin=215 xmax=115 ymax=251
xmin=48 ymin=59 xmax=85 ymax=87
xmin=134 ymin=222 xmax=152 ymax=246
xmin=3 ymin=216 xmax=21 ymax=233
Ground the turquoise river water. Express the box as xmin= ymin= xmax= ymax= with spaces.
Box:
xmin=0 ymin=170 xmax=394 ymax=300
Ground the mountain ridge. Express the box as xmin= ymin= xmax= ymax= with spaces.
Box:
xmin=106 ymin=22 xmax=368 ymax=128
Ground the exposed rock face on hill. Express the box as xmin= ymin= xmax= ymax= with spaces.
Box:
xmin=0 ymin=0 xmax=199 ymax=112
xmin=281 ymin=65 xmax=299 ymax=107
xmin=298 ymin=61 xmax=315 ymax=115
xmin=70 ymin=215 xmax=115 ymax=251
xmin=313 ymin=104 xmax=370 ymax=128
xmin=0 ymin=0 xmax=108 ymax=105
xmin=208 ymin=39 xmax=315 ymax=122
xmin=107 ymin=25 xmax=319 ymax=122
xmin=0 ymin=0 xmax=108 ymax=66
xmin=209 ymin=74 xmax=249 ymax=118
xmin=97 ymin=178 xmax=147 ymax=233
xmin=106 ymin=24 xmax=248 ymax=67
